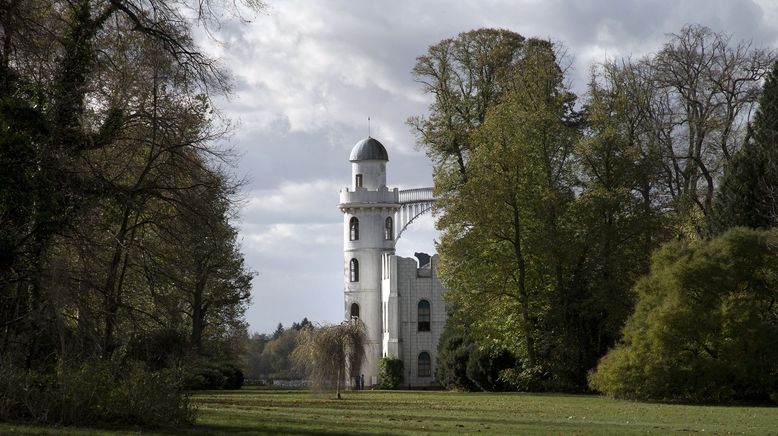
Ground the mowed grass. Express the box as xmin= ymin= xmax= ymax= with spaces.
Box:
xmin=1 ymin=387 xmax=777 ymax=435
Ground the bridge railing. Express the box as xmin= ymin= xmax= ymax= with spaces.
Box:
xmin=398 ymin=187 xmax=434 ymax=204
xmin=395 ymin=187 xmax=436 ymax=241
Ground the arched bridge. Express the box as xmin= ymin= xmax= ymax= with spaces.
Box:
xmin=395 ymin=187 xmax=435 ymax=241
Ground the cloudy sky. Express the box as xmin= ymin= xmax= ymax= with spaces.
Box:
xmin=197 ymin=0 xmax=778 ymax=333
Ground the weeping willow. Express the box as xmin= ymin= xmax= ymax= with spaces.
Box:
xmin=291 ymin=320 xmax=367 ymax=399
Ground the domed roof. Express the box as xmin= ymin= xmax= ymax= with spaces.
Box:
xmin=349 ymin=137 xmax=389 ymax=162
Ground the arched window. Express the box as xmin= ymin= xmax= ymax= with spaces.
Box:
xmin=350 ymin=303 xmax=360 ymax=319
xmin=418 ymin=300 xmax=430 ymax=332
xmin=349 ymin=258 xmax=359 ymax=282
xmin=418 ymin=352 xmax=431 ymax=377
xmin=349 ymin=217 xmax=359 ymax=241
xmin=384 ymin=216 xmax=393 ymax=240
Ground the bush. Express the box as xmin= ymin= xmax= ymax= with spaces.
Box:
xmin=435 ymin=327 xmax=475 ymax=391
xmin=499 ymin=365 xmax=553 ymax=392
xmin=589 ymin=228 xmax=778 ymax=403
xmin=0 ymin=359 xmax=197 ymax=427
xmin=0 ymin=362 xmax=59 ymax=422
xmin=466 ymin=347 xmax=515 ymax=392
xmin=436 ymin=320 xmax=516 ymax=391
xmin=185 ymin=358 xmax=244 ymax=390
xmin=223 ymin=363 xmax=245 ymax=390
xmin=125 ymin=328 xmax=188 ymax=371
xmin=378 ymin=357 xmax=404 ymax=389
xmin=108 ymin=362 xmax=196 ymax=426
xmin=185 ymin=361 xmax=226 ymax=390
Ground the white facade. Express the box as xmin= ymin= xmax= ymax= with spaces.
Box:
xmin=381 ymin=254 xmax=447 ymax=387
xmin=338 ymin=137 xmax=447 ymax=387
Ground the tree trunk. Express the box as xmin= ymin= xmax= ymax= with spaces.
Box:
xmin=190 ymin=270 xmax=208 ymax=354
xmin=336 ymin=366 xmax=342 ymax=399
xmin=512 ymin=203 xmax=536 ymax=367
xmin=101 ymin=207 xmax=132 ymax=359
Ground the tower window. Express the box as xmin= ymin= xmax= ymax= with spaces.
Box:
xmin=355 ymin=174 xmax=363 ymax=188
xmin=350 ymin=258 xmax=359 ymax=282
xmin=350 ymin=303 xmax=360 ymax=319
xmin=418 ymin=352 xmax=431 ymax=377
xmin=384 ymin=216 xmax=393 ymax=240
xmin=349 ymin=217 xmax=359 ymax=241
xmin=418 ymin=300 xmax=430 ymax=332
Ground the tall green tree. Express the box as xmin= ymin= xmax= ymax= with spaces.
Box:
xmin=438 ymin=39 xmax=579 ymax=387
xmin=552 ymin=67 xmax=667 ymax=386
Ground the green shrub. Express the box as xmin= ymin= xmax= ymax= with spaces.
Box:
xmin=186 ymin=361 xmax=226 ymax=390
xmin=0 ymin=359 xmax=196 ymax=427
xmin=378 ymin=357 xmax=404 ymax=389
xmin=589 ymin=228 xmax=778 ymax=403
xmin=223 ymin=363 xmax=245 ymax=390
xmin=0 ymin=362 xmax=59 ymax=422
xmin=185 ymin=358 xmax=244 ymax=390
xmin=435 ymin=327 xmax=476 ymax=391
xmin=436 ymin=321 xmax=517 ymax=391
xmin=125 ymin=328 xmax=188 ymax=371
xmin=466 ymin=347 xmax=515 ymax=391
xmin=107 ymin=362 xmax=196 ymax=426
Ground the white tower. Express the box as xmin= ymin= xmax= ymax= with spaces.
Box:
xmin=338 ymin=137 xmax=399 ymax=386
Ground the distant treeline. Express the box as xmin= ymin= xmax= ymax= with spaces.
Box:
xmin=242 ymin=318 xmax=312 ymax=382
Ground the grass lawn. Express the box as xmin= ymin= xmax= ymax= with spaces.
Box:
xmin=1 ymin=387 xmax=776 ymax=435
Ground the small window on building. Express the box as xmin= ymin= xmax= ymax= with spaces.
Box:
xmin=349 ymin=258 xmax=359 ymax=282
xmin=418 ymin=300 xmax=430 ymax=332
xmin=355 ymin=174 xmax=363 ymax=188
xmin=349 ymin=217 xmax=359 ymax=241
xmin=384 ymin=216 xmax=393 ymax=240
xmin=418 ymin=352 xmax=431 ymax=377
xmin=350 ymin=303 xmax=360 ymax=319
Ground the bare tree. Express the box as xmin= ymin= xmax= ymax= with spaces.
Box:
xmin=600 ymin=25 xmax=775 ymax=236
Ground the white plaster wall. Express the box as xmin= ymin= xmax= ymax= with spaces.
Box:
xmin=351 ymin=161 xmax=386 ymax=190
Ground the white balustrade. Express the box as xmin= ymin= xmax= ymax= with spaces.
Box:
xmin=395 ymin=188 xmax=435 ymax=241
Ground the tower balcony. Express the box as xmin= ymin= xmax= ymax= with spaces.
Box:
xmin=339 ymin=186 xmax=400 ymax=209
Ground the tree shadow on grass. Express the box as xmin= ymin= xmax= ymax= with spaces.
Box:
xmin=172 ymin=423 xmax=375 ymax=435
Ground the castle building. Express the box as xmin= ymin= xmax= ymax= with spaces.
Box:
xmin=338 ymin=137 xmax=447 ymax=387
